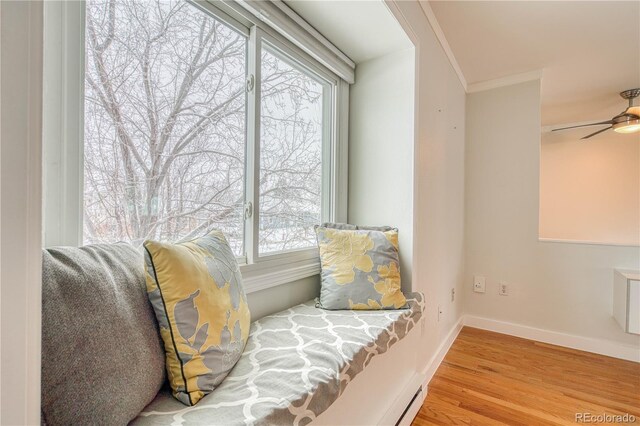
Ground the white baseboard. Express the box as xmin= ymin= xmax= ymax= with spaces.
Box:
xmin=420 ymin=317 xmax=464 ymax=388
xmin=379 ymin=372 xmax=425 ymax=426
xmin=414 ymin=314 xmax=638 ymax=411
xmin=464 ymin=315 xmax=640 ymax=363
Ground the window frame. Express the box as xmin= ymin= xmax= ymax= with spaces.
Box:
xmin=43 ymin=0 xmax=350 ymax=293
xmin=251 ymin=29 xmax=334 ymax=261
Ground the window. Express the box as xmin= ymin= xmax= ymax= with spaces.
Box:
xmin=84 ymin=0 xmax=248 ymax=254
xmin=76 ymin=0 xmax=344 ymax=265
xmin=44 ymin=0 xmax=350 ymax=288
xmin=259 ymin=47 xmax=328 ymax=254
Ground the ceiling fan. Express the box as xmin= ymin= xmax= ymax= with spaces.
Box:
xmin=552 ymin=88 xmax=640 ymax=139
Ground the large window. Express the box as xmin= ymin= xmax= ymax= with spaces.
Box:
xmin=80 ymin=0 xmax=340 ymax=261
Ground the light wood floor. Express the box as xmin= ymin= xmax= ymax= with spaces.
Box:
xmin=412 ymin=327 xmax=640 ymax=425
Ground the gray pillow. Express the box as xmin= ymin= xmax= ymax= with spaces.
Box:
xmin=315 ymin=224 xmax=407 ymax=310
xmin=41 ymin=244 xmax=165 ymax=425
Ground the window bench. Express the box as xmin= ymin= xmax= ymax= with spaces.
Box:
xmin=133 ymin=293 xmax=424 ymax=426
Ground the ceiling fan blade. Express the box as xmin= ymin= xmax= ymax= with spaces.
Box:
xmin=581 ymin=126 xmax=613 ymax=140
xmin=552 ymin=120 xmax=613 ymax=131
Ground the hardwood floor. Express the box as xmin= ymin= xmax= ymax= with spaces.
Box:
xmin=412 ymin=327 xmax=640 ymax=425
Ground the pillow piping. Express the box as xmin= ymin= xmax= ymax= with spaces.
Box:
xmin=143 ymin=245 xmax=193 ymax=406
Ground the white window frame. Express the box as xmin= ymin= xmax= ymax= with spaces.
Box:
xmin=43 ymin=0 xmax=350 ymax=293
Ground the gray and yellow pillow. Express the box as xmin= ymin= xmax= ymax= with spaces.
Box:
xmin=315 ymin=224 xmax=407 ymax=310
xmin=143 ymin=230 xmax=250 ymax=406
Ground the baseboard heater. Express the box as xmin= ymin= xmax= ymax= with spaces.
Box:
xmin=395 ymin=386 xmax=423 ymax=426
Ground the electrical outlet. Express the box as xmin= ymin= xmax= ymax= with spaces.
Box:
xmin=473 ymin=275 xmax=486 ymax=293
xmin=451 ymin=288 xmax=455 ymax=302
xmin=499 ymin=282 xmax=509 ymax=296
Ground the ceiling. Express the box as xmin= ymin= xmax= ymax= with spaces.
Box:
xmin=283 ymin=0 xmax=412 ymax=64
xmin=428 ymin=1 xmax=640 ymax=126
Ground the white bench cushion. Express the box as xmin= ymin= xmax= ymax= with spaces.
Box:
xmin=132 ymin=292 xmax=424 ymax=426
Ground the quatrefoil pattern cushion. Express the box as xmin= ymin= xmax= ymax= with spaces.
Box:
xmin=132 ymin=292 xmax=424 ymax=426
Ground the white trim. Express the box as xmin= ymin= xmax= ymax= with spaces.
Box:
xmin=333 ymin=79 xmax=349 ymax=223
xmin=252 ymin=246 xmax=318 ymax=264
xmin=270 ymin=0 xmax=354 ymax=70
xmin=1 ymin=1 xmax=44 ymax=423
xmin=260 ymin=30 xmax=339 ymax=86
xmin=464 ymin=315 xmax=640 ymax=363
xmin=417 ymin=0 xmax=467 ymax=91
xmin=241 ymin=257 xmax=319 ymax=294
xmin=194 ymin=0 xmax=250 ymax=36
xmin=384 ymin=1 xmax=419 ymax=48
xmin=234 ymin=0 xmax=355 ymax=83
xmin=615 ymin=269 xmax=640 ymax=281
xmin=410 ymin=2 xmax=544 ymax=95
xmin=245 ymin=25 xmax=261 ymax=265
xmin=420 ymin=316 xmax=464 ymax=387
xmin=42 ymin=0 xmax=85 ymax=247
xmin=467 ymin=69 xmax=543 ymax=94
xmin=538 ymin=237 xmax=640 ymax=248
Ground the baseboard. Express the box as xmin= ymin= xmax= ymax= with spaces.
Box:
xmin=464 ymin=315 xmax=640 ymax=363
xmin=420 ymin=317 xmax=464 ymax=388
xmin=378 ymin=372 xmax=425 ymax=426
xmin=413 ymin=314 xmax=638 ymax=417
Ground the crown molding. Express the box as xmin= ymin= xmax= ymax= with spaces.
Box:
xmin=417 ymin=0 xmax=467 ymax=92
xmin=467 ymin=69 xmax=543 ymax=94
xmin=402 ymin=2 xmax=546 ymax=95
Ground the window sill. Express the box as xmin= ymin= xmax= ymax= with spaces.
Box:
xmin=240 ymin=255 xmax=321 ymax=294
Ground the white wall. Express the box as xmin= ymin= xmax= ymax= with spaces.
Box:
xmin=348 ymin=47 xmax=415 ymax=291
xmin=1 ymin=1 xmax=44 ymax=424
xmin=540 ymin=130 xmax=640 ymax=246
xmin=247 ymin=276 xmax=319 ymax=321
xmin=465 ymin=80 xmax=640 ymax=349
xmin=386 ymin=0 xmax=467 ymax=374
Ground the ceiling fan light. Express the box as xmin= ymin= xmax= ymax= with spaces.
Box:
xmin=613 ymin=119 xmax=640 ymax=134
xmin=627 ymin=106 xmax=640 ymax=117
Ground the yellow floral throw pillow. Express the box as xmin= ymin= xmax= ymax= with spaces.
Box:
xmin=315 ymin=224 xmax=407 ymax=310
xmin=143 ymin=230 xmax=250 ymax=406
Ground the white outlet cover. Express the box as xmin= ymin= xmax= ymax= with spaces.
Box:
xmin=473 ymin=275 xmax=486 ymax=293
xmin=499 ymin=282 xmax=509 ymax=296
